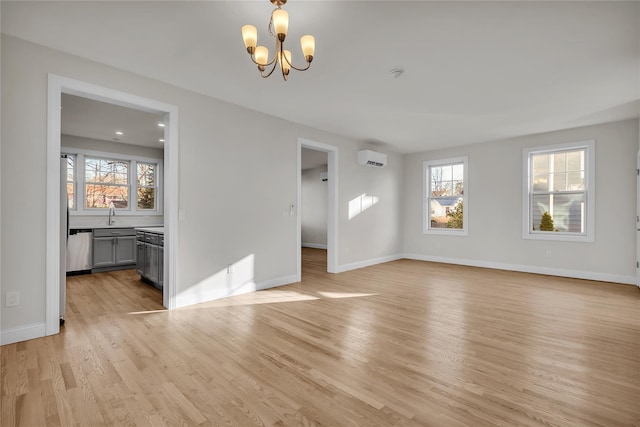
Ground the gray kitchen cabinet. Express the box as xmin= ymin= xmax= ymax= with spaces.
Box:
xmin=145 ymin=242 xmax=159 ymax=284
xmin=93 ymin=238 xmax=116 ymax=268
xmin=137 ymin=229 xmax=163 ymax=290
xmin=158 ymin=246 xmax=164 ymax=289
xmin=92 ymin=228 xmax=136 ymax=272
xmin=136 ymin=241 xmax=145 ymax=276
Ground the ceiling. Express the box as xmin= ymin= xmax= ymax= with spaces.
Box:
xmin=62 ymin=94 xmax=165 ymax=148
xmin=301 ymin=148 xmax=328 ymax=170
xmin=3 ymin=1 xmax=639 ymax=154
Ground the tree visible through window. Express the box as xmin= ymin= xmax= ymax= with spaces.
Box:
xmin=85 ymin=157 xmax=129 ymax=209
xmin=137 ymin=162 xmax=156 ymax=209
xmin=424 ymin=157 xmax=468 ymax=235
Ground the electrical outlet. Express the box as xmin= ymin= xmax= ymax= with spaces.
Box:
xmin=227 ymin=264 xmax=233 ymax=274
xmin=6 ymin=291 xmax=19 ymax=307
xmin=179 ymin=209 xmax=186 ymax=221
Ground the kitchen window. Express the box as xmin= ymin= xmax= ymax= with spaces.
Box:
xmin=523 ymin=140 xmax=594 ymax=242
xmin=85 ymin=157 xmax=129 ymax=209
xmin=63 ymin=147 xmax=163 ymax=215
xmin=423 ymin=156 xmax=468 ymax=235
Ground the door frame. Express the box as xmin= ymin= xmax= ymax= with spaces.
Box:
xmin=297 ymin=138 xmax=338 ymax=279
xmin=46 ymin=74 xmax=179 ymax=336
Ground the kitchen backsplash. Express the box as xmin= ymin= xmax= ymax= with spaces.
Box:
xmin=70 ymin=215 xmax=164 ymax=229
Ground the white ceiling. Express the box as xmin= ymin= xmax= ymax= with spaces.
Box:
xmin=62 ymin=94 xmax=165 ymax=148
xmin=3 ymin=1 xmax=639 ymax=154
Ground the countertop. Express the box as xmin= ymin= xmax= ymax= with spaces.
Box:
xmin=135 ymin=227 xmax=165 ymax=234
xmin=70 ymin=224 xmax=163 ymax=231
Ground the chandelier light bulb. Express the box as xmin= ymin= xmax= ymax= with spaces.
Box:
xmin=272 ymin=9 xmax=289 ymax=41
xmin=255 ymin=46 xmax=269 ymax=67
xmin=300 ymin=35 xmax=315 ymax=62
xmin=241 ymin=25 xmax=257 ymax=54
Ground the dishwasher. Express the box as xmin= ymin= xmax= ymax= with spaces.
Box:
xmin=66 ymin=229 xmax=92 ymax=275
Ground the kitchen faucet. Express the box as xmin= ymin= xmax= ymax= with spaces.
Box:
xmin=108 ymin=202 xmax=116 ymax=225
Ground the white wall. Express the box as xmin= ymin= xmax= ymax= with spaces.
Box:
xmin=301 ymin=166 xmax=328 ymax=248
xmin=0 ymin=35 xmax=404 ymax=335
xmin=403 ymin=119 xmax=638 ymax=284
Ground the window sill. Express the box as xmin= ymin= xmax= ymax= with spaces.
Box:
xmin=423 ymin=228 xmax=468 ymax=236
xmin=522 ymin=232 xmax=593 ymax=243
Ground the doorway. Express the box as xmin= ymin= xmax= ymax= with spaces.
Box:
xmin=296 ymin=138 xmax=338 ymax=280
xmin=46 ymin=75 xmax=179 ymax=336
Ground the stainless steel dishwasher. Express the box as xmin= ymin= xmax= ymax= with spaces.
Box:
xmin=66 ymin=229 xmax=92 ymax=275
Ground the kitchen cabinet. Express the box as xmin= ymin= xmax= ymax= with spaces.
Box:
xmin=136 ymin=229 xmax=164 ymax=290
xmin=92 ymin=228 xmax=137 ymax=272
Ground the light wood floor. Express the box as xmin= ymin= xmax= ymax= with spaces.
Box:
xmin=2 ymin=249 xmax=639 ymax=426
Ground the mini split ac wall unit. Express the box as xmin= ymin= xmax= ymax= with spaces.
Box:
xmin=357 ymin=150 xmax=387 ymax=168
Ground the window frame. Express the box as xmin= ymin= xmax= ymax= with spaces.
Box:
xmin=522 ymin=140 xmax=595 ymax=242
xmin=423 ymin=156 xmax=469 ymax=236
xmin=62 ymin=147 xmax=163 ymax=216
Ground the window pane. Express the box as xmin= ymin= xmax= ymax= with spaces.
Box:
xmin=567 ymin=150 xmax=583 ymax=172
xmin=138 ymin=188 xmax=155 ymax=210
xmin=452 ymin=164 xmax=463 ymax=181
xmin=85 ymin=184 xmax=128 ymax=209
xmin=431 ymin=166 xmax=442 ymax=183
xmin=531 ymin=193 xmax=584 ymax=233
xmin=453 ymin=180 xmax=463 ymax=196
xmin=553 ymin=152 xmax=566 ymax=173
xmin=552 ymin=172 xmax=567 ymax=191
xmin=441 ymin=165 xmax=452 ymax=181
xmin=66 ymin=156 xmax=74 ymax=181
xmin=66 ymin=183 xmax=74 ymax=209
xmin=137 ymin=163 xmax=155 ymax=187
xmin=567 ymin=172 xmax=584 ymax=190
xmin=85 ymin=158 xmax=128 ymax=184
xmin=532 ymin=174 xmax=549 ymax=192
xmin=432 ymin=181 xmax=452 ymax=197
xmin=532 ymin=154 xmax=549 ymax=175
xmin=431 ymin=197 xmax=463 ymax=229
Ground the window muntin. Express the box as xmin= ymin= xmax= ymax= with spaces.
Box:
xmin=424 ymin=157 xmax=468 ymax=235
xmin=523 ymin=141 xmax=594 ymax=241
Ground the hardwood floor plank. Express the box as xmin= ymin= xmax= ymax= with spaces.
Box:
xmin=1 ymin=253 xmax=639 ymax=426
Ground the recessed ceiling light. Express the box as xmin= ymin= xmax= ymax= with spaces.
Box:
xmin=159 ymin=139 xmax=165 ymax=143
xmin=115 ymin=131 xmax=124 ymax=135
xmin=157 ymin=123 xmax=165 ymax=127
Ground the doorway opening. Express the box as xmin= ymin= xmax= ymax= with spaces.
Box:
xmin=297 ymin=138 xmax=338 ymax=280
xmin=46 ymin=75 xmax=179 ymax=336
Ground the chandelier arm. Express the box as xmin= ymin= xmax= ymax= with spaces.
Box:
xmin=248 ymin=53 xmax=278 ymax=68
xmin=282 ymin=50 xmax=311 ymax=72
xmin=286 ymin=61 xmax=311 ymax=72
xmin=261 ymin=59 xmax=280 ymax=78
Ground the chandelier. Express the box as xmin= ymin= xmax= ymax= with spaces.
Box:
xmin=241 ymin=0 xmax=315 ymax=81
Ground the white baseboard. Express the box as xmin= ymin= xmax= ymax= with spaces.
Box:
xmin=337 ymin=254 xmax=403 ymax=273
xmin=302 ymin=242 xmax=328 ymax=250
xmin=402 ymin=253 xmax=636 ymax=285
xmin=256 ymin=274 xmax=299 ymax=290
xmin=0 ymin=322 xmax=46 ymax=346
xmin=175 ymin=274 xmax=300 ymax=308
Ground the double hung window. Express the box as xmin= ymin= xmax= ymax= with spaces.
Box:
xmin=63 ymin=148 xmax=162 ymax=215
xmin=523 ymin=141 xmax=594 ymax=241
xmin=423 ymin=157 xmax=468 ymax=235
